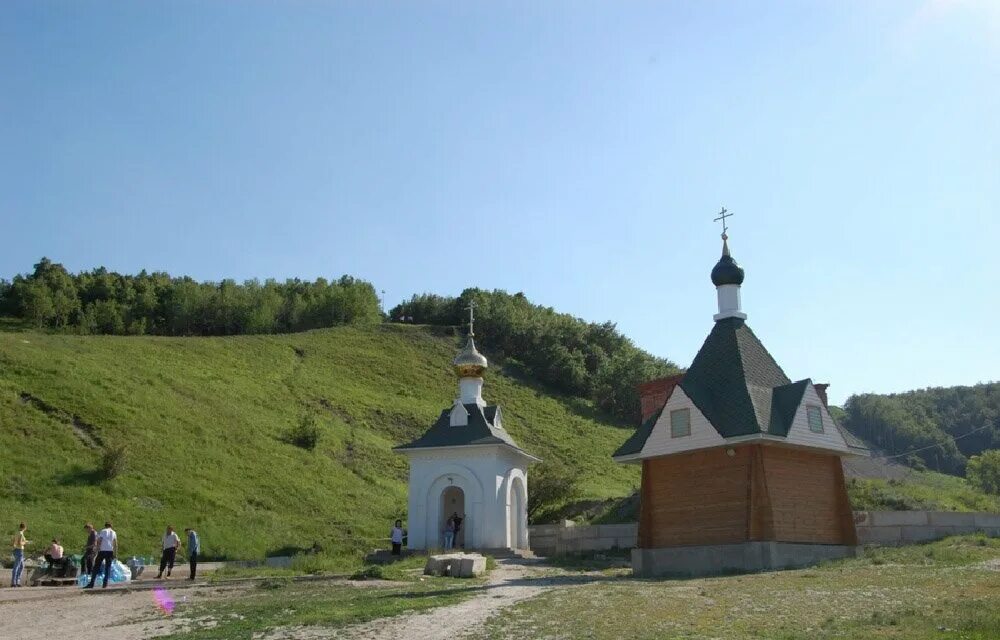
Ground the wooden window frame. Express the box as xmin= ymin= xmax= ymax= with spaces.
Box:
xmin=670 ymin=408 xmax=691 ymax=438
xmin=807 ymin=404 xmax=824 ymax=433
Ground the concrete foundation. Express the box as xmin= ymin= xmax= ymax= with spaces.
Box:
xmin=631 ymin=542 xmax=859 ymax=578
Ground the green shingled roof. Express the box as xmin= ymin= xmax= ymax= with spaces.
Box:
xmin=612 ymin=317 xmax=873 ymax=459
xmin=768 ymin=379 xmax=810 ymax=436
xmin=395 ymin=403 xmax=527 ymax=453
xmin=612 ymin=404 xmax=665 ymax=458
xmin=679 ymin=317 xmax=791 ymax=438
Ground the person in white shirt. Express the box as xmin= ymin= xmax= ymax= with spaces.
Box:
xmin=85 ymin=522 xmax=118 ymax=589
xmin=157 ymin=525 xmax=181 ymax=579
xmin=390 ymin=519 xmax=406 ymax=556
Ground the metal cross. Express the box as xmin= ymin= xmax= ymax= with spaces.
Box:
xmin=465 ymin=300 xmax=476 ymax=336
xmin=713 ymin=207 xmax=733 ymax=237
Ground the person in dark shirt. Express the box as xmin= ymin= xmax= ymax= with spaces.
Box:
xmin=82 ymin=523 xmax=97 ymax=576
xmin=450 ymin=512 xmax=463 ymax=548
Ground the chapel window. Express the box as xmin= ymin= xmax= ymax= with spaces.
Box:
xmin=807 ymin=405 xmax=824 ymax=433
xmin=670 ymin=408 xmax=691 ymax=438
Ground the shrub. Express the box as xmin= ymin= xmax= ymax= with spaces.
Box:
xmin=967 ymin=450 xmax=1000 ymax=495
xmin=528 ymin=462 xmax=581 ymax=522
xmin=350 ymin=565 xmax=385 ymax=580
xmin=286 ymin=414 xmax=320 ymax=450
xmin=100 ymin=443 xmax=128 ymax=480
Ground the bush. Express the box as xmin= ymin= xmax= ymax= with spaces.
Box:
xmin=350 ymin=565 xmax=385 ymax=580
xmin=528 ymin=462 xmax=581 ymax=522
xmin=286 ymin=414 xmax=320 ymax=450
xmin=100 ymin=443 xmax=128 ymax=480
xmin=967 ymin=450 xmax=1000 ymax=495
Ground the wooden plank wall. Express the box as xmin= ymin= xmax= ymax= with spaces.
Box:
xmin=639 ymin=447 xmax=752 ymax=547
xmin=760 ymin=446 xmax=857 ymax=545
xmin=637 ymin=445 xmax=858 ymax=548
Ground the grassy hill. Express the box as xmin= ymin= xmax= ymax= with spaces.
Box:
xmin=0 ymin=324 xmax=638 ymax=561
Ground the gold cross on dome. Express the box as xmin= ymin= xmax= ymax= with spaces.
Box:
xmin=713 ymin=207 xmax=733 ymax=237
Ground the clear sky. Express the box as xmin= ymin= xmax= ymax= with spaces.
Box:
xmin=2 ymin=1 xmax=998 ymax=405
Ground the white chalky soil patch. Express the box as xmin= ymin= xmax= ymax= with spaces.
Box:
xmin=264 ymin=559 xmax=593 ymax=640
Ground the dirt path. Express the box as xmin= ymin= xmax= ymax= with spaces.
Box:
xmin=0 ymin=581 xmax=240 ymax=640
xmin=263 ymin=559 xmax=605 ymax=640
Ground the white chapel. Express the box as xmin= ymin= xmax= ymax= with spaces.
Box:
xmin=395 ymin=312 xmax=539 ymax=551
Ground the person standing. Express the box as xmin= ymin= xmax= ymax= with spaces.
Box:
xmin=443 ymin=518 xmax=455 ymax=550
xmin=451 ymin=512 xmax=463 ymax=549
xmin=10 ymin=522 xmax=30 ymax=587
xmin=82 ymin=523 xmax=97 ymax=576
xmin=157 ymin=525 xmax=181 ymax=579
xmin=184 ymin=528 xmax=200 ymax=581
xmin=85 ymin=521 xmax=117 ymax=589
xmin=390 ymin=520 xmax=405 ymax=556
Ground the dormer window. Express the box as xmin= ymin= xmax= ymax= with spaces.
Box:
xmin=670 ymin=408 xmax=691 ymax=438
xmin=807 ymin=405 xmax=824 ymax=433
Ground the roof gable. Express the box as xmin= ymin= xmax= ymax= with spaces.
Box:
xmin=768 ymin=379 xmax=810 ymax=436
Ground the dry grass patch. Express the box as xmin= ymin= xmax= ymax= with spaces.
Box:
xmin=481 ymin=536 xmax=1000 ymax=640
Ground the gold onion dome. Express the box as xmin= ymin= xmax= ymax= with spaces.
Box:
xmin=453 ymin=335 xmax=488 ymax=378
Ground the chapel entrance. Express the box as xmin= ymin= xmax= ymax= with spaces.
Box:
xmin=508 ymin=476 xmax=527 ymax=549
xmin=440 ymin=486 xmax=466 ymax=549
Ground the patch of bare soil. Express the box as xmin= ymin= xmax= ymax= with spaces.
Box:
xmin=0 ymin=581 xmax=244 ymax=640
xmin=261 ymin=559 xmax=606 ymax=640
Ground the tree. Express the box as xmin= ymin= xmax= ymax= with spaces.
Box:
xmin=390 ymin=288 xmax=680 ymax=423
xmin=527 ymin=462 xmax=581 ymax=522
xmin=967 ymin=450 xmax=1000 ymax=495
xmin=1 ymin=258 xmax=382 ymax=338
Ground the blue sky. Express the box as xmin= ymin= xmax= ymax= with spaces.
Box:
xmin=2 ymin=1 xmax=998 ymax=405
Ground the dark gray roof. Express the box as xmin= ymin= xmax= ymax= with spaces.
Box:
xmin=768 ymin=380 xmax=809 ymax=436
xmin=612 ymin=404 xmax=665 ymax=458
xmin=395 ymin=403 xmax=526 ymax=453
xmin=680 ymin=317 xmax=790 ymax=438
xmin=613 ymin=317 xmax=868 ymax=458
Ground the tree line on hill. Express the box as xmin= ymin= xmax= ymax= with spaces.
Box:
xmin=841 ymin=383 xmax=1000 ymax=476
xmin=0 ymin=260 xmax=677 ymax=424
xmin=389 ymin=289 xmax=679 ymax=423
xmin=0 ymin=258 xmax=382 ymax=336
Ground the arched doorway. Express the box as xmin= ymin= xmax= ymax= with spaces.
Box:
xmin=440 ymin=486 xmax=466 ymax=549
xmin=508 ymin=476 xmax=527 ymax=549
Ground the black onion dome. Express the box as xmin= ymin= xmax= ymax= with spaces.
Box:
xmin=711 ymin=237 xmax=745 ymax=286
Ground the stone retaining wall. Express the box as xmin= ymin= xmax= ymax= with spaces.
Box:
xmin=854 ymin=511 xmax=1000 ymax=545
xmin=529 ymin=511 xmax=1000 ymax=556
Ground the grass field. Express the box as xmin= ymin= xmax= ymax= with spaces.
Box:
xmin=0 ymin=324 xmax=638 ymax=561
xmin=148 ymin=536 xmax=1000 ymax=640
xmin=3 ymin=322 xmax=996 ymax=565
xmin=481 ymin=536 xmax=1000 ymax=640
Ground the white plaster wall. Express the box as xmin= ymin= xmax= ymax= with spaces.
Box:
xmin=402 ymin=446 xmax=529 ymax=550
xmin=640 ymin=386 xmax=724 ymax=458
xmin=784 ymin=384 xmax=849 ymax=453
xmin=505 ymin=469 xmax=529 ymax=549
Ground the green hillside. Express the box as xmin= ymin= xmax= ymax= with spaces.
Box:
xmin=842 ymin=384 xmax=999 ymax=475
xmin=0 ymin=324 xmax=637 ymax=561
